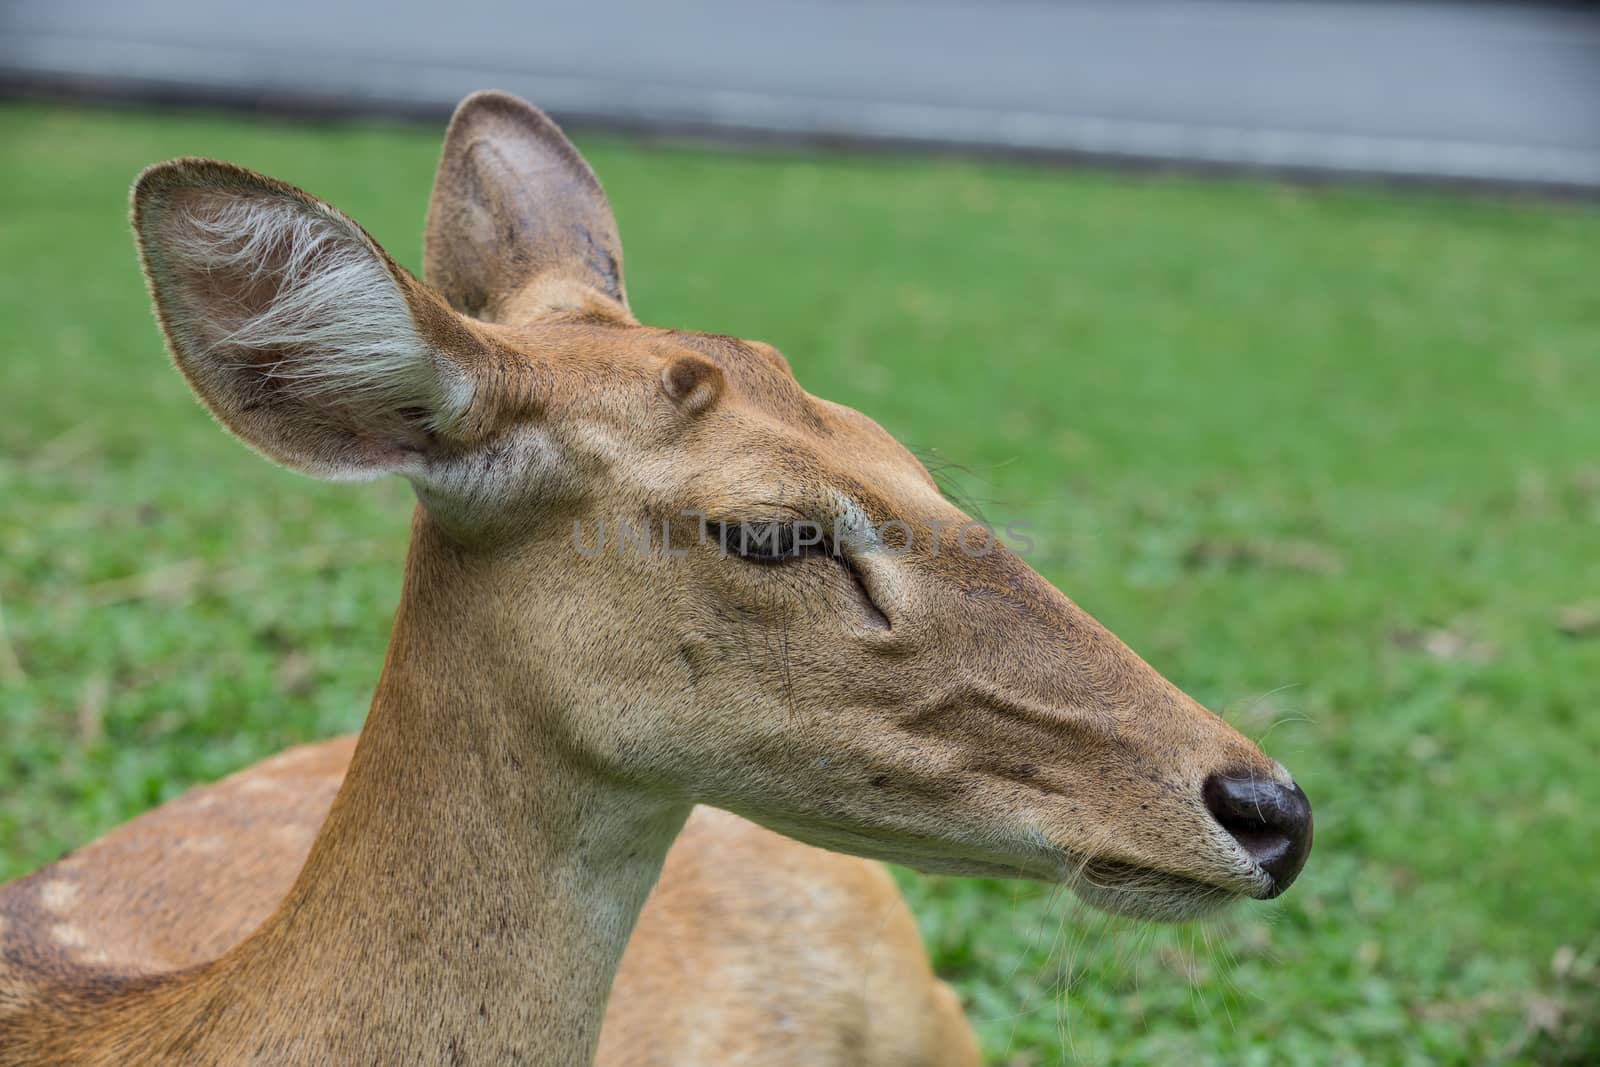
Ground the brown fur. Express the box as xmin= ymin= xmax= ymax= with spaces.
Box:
xmin=0 ymin=742 xmax=974 ymax=1066
xmin=0 ymin=91 xmax=1305 ymax=1064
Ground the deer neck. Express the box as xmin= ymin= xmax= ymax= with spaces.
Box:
xmin=139 ymin=514 xmax=689 ymax=1065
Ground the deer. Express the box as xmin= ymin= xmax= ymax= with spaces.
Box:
xmin=0 ymin=91 xmax=1312 ymax=1065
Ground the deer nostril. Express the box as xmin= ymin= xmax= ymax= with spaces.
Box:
xmin=1202 ymin=773 xmax=1313 ymax=897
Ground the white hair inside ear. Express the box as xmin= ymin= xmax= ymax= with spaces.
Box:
xmin=168 ymin=195 xmax=473 ymax=434
xmin=135 ymin=161 xmax=486 ymax=481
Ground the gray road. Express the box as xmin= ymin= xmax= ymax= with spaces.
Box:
xmin=4 ymin=0 xmax=1599 ymax=191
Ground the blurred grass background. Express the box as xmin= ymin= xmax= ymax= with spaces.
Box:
xmin=1 ymin=103 xmax=1597 ymax=1065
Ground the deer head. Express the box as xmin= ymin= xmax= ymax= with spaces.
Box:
xmin=132 ymin=91 xmax=1309 ymax=923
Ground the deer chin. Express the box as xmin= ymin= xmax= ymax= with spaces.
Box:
xmin=750 ymin=811 xmax=1267 ymax=922
xmin=1064 ymin=859 xmax=1263 ymax=922
xmin=909 ymin=849 xmax=1266 ymax=923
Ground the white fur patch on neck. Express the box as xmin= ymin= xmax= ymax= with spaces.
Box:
xmin=168 ymin=194 xmax=472 ymax=433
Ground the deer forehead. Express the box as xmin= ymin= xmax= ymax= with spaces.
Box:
xmin=543 ymin=328 xmax=817 ymax=430
xmin=472 ymin=325 xmax=925 ymax=493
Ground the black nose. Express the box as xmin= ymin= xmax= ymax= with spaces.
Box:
xmin=1202 ymin=773 xmax=1313 ymax=897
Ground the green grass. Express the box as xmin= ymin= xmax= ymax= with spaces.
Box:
xmin=3 ymin=102 xmax=1598 ymax=1065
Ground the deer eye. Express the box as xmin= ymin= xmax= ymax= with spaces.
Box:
xmin=707 ymin=518 xmax=889 ymax=629
xmin=707 ymin=520 xmax=833 ymax=565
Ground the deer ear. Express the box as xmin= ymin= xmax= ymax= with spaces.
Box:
xmin=425 ymin=90 xmax=629 ymax=323
xmin=133 ymin=159 xmax=495 ymax=481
